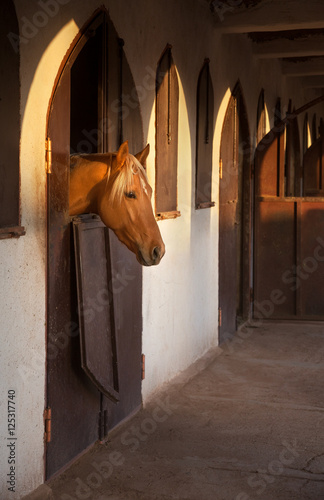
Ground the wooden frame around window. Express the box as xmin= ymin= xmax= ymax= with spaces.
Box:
xmin=155 ymin=44 xmax=180 ymax=220
xmin=195 ymin=59 xmax=215 ymax=209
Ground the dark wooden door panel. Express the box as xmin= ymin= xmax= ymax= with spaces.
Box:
xmin=299 ymin=202 xmax=324 ymax=318
xmin=219 ymin=203 xmax=238 ymax=337
xmin=103 ymin=231 xmax=142 ymax=431
xmin=254 ymin=201 xmax=296 ymax=319
xmin=219 ymin=96 xmax=238 ymax=341
xmin=47 ymin=70 xmax=100 ymax=479
xmin=219 ymin=86 xmax=251 ymax=340
xmin=73 ymin=215 xmax=119 ymax=403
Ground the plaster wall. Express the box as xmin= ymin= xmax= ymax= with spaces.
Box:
xmin=0 ymin=0 xmax=322 ymax=497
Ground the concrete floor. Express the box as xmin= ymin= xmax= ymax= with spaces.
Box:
xmin=44 ymin=322 xmax=324 ymax=499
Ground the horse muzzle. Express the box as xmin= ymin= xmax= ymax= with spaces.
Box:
xmin=138 ymin=242 xmax=165 ymax=266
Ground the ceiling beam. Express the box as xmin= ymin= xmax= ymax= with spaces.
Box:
xmin=253 ymin=37 xmax=324 ymax=59
xmin=282 ymin=58 xmax=324 ymax=77
xmin=214 ymin=0 xmax=324 ymax=33
xmin=295 ymin=76 xmax=324 ymax=88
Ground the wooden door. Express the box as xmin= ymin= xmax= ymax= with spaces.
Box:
xmin=254 ymin=121 xmax=324 ymax=320
xmin=47 ymin=61 xmax=100 ymax=478
xmin=46 ymin=10 xmax=143 ymax=479
xmin=219 ymin=86 xmax=251 ymax=342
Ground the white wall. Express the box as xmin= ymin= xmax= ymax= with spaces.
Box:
xmin=1 ymin=3 xmax=81 ymax=497
xmin=0 ymin=0 xmax=323 ymax=497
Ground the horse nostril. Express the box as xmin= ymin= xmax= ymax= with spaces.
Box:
xmin=152 ymin=246 xmax=161 ymax=261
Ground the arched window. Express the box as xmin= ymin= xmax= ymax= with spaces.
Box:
xmin=195 ymin=59 xmax=215 ymax=209
xmin=155 ymin=45 xmax=180 ymax=219
xmin=0 ymin=1 xmax=25 ymax=238
xmin=256 ymin=89 xmax=266 ymax=144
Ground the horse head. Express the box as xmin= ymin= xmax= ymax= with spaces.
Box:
xmin=97 ymin=142 xmax=165 ymax=266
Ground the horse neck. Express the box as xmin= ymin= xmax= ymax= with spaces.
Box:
xmin=69 ymin=159 xmax=110 ymax=216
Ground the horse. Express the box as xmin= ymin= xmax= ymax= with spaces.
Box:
xmin=69 ymin=141 xmax=165 ymax=266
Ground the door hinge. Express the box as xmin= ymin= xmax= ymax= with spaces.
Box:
xmin=218 ymin=307 xmax=222 ymax=327
xmin=219 ymin=158 xmax=223 ymax=179
xmin=141 ymin=354 xmax=145 ymax=380
xmin=45 ymin=137 xmax=52 ymax=174
xmin=44 ymin=407 xmax=52 ymax=443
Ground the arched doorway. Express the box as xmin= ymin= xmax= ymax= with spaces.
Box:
xmin=219 ymin=83 xmax=251 ymax=343
xmin=46 ymin=9 xmax=143 ymax=478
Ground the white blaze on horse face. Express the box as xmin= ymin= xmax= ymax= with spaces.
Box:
xmin=120 ymin=175 xmax=164 ymax=266
xmin=137 ymin=172 xmax=149 ymax=197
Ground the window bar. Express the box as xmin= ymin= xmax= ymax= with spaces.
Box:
xmin=100 ymin=16 xmax=108 ymax=153
xmin=205 ymin=60 xmax=210 ymax=144
xmin=167 ymin=47 xmax=172 ymax=144
xmin=234 ymin=97 xmax=238 ymax=172
xmin=320 ymin=141 xmax=323 ymax=191
xmin=118 ymin=38 xmax=124 ymax=146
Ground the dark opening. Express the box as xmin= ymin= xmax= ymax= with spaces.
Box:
xmin=0 ymin=1 xmax=24 ymax=236
xmin=70 ymin=27 xmax=102 ymax=155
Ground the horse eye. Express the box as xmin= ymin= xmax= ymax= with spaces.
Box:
xmin=125 ymin=191 xmax=136 ymax=199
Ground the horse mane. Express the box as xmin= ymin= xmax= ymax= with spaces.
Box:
xmin=70 ymin=151 xmax=149 ymax=205
xmin=109 ymin=153 xmax=149 ymax=204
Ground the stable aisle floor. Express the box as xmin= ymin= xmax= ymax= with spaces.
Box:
xmin=30 ymin=322 xmax=324 ymax=499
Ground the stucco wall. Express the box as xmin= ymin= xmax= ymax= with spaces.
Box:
xmin=0 ymin=0 xmax=323 ymax=497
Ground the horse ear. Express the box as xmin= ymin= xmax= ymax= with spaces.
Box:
xmin=135 ymin=144 xmax=150 ymax=169
xmin=116 ymin=141 xmax=129 ymax=169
